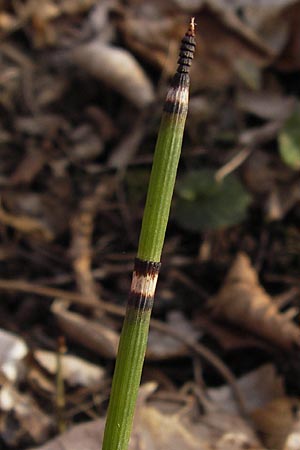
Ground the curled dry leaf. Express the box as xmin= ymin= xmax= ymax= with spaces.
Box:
xmin=208 ymin=364 xmax=285 ymax=414
xmin=209 ymin=253 xmax=300 ymax=350
xmin=70 ymin=39 xmax=155 ymax=108
xmin=34 ymin=349 xmax=105 ymax=387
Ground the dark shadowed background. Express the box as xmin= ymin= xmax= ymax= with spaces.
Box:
xmin=1 ymin=1 xmax=300 ymax=449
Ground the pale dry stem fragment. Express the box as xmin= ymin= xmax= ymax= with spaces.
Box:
xmin=189 ymin=17 xmax=196 ymax=37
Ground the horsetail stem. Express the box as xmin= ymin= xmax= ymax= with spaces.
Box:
xmin=101 ymin=19 xmax=196 ymax=450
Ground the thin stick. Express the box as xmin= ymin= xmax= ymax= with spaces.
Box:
xmin=101 ymin=20 xmax=196 ymax=450
xmin=215 ymin=147 xmax=252 ymax=183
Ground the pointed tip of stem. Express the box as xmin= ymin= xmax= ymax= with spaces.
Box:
xmin=188 ymin=17 xmax=196 ymax=37
xmin=171 ymin=17 xmax=196 ymax=84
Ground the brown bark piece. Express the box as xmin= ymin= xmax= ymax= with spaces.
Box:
xmin=209 ymin=253 xmax=300 ymax=350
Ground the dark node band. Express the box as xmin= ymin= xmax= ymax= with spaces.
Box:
xmin=127 ymin=291 xmax=154 ymax=312
xmin=134 ymin=258 xmax=161 ymax=278
xmin=163 ymin=100 xmax=188 ymax=114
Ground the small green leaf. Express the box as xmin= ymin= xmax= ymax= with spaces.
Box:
xmin=278 ymin=106 xmax=300 ymax=170
xmin=173 ymin=169 xmax=251 ymax=232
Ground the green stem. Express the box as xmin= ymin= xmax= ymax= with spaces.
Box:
xmin=137 ymin=112 xmax=187 ymax=262
xmin=102 ymin=19 xmax=196 ymax=450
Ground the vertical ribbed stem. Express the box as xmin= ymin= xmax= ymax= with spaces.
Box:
xmin=102 ymin=18 xmax=196 ymax=450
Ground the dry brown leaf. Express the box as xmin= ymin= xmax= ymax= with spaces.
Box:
xmin=14 ymin=0 xmax=98 ymax=47
xmin=208 ymin=0 xmax=297 ymax=54
xmin=194 ymin=9 xmax=272 ymax=90
xmin=237 ymin=90 xmax=296 ymax=121
xmin=120 ymin=0 xmax=300 ymax=91
xmin=52 ymin=301 xmax=199 ymax=362
xmin=0 ymin=12 xmax=18 ymax=34
xmin=29 ymin=382 xmax=265 ymax=450
xmin=34 ymin=349 xmax=105 ymax=387
xmin=251 ymin=397 xmax=300 ymax=450
xmin=120 ymin=8 xmax=271 ymax=90
xmin=194 ymin=314 xmax=267 ymax=351
xmin=9 ymin=147 xmax=47 ymax=185
xmin=147 ymin=311 xmax=201 ymax=360
xmin=243 ymin=150 xmax=300 ymax=220
xmin=70 ymin=39 xmax=154 ymax=108
xmin=28 ymin=367 xmax=56 ymax=396
xmin=51 ymin=300 xmax=119 ymax=359
xmin=265 ymin=181 xmax=300 ymax=221
xmin=176 ymin=0 xmax=297 ymax=58
xmin=209 ymin=253 xmax=300 ymax=350
xmin=275 ymin=3 xmax=300 ymax=71
xmin=119 ymin=15 xmax=185 ymax=74
xmin=60 ymin=0 xmax=98 ymax=15
xmin=208 ymin=364 xmax=285 ymax=414
xmin=239 ymin=121 xmax=282 ymax=147
xmin=243 ymin=150 xmax=279 ymax=194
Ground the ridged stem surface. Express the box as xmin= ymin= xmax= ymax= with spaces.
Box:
xmin=137 ymin=112 xmax=187 ymax=262
xmin=102 ymin=20 xmax=195 ymax=450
